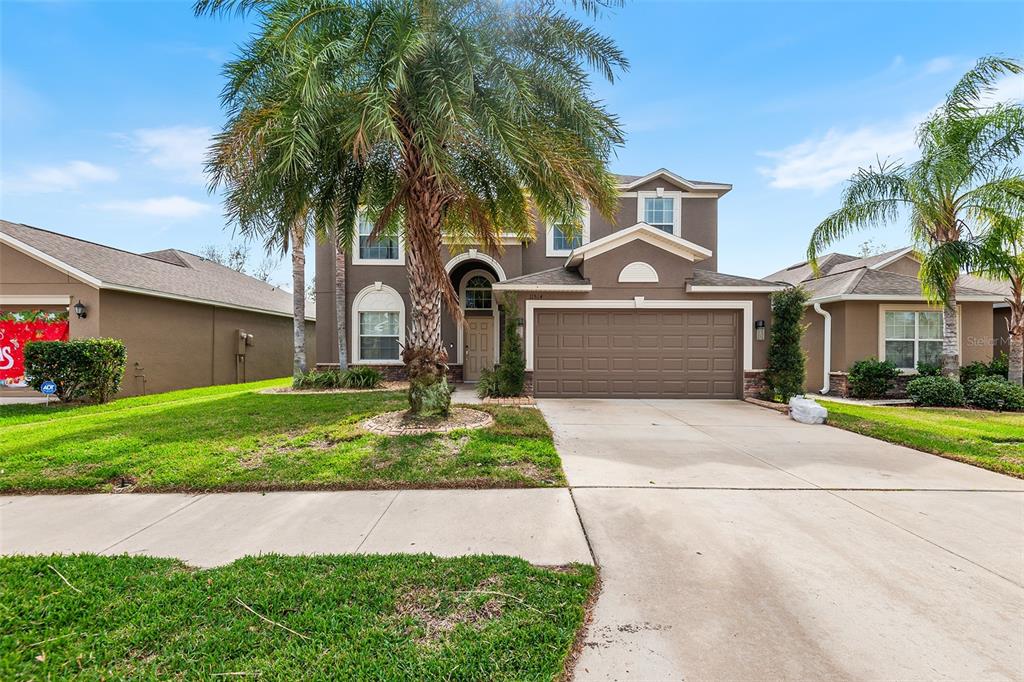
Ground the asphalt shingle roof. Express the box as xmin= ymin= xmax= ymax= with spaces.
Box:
xmin=493 ymin=267 xmax=590 ymax=287
xmin=1 ymin=221 xmax=312 ymax=318
xmin=690 ymin=270 xmax=785 ymax=287
xmin=798 ymin=268 xmax=996 ymax=300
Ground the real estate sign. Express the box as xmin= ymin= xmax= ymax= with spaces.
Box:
xmin=0 ymin=312 xmax=69 ymax=388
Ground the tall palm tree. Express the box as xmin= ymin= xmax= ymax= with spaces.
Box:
xmin=971 ymin=213 xmax=1024 ymax=384
xmin=808 ymin=56 xmax=1024 ymax=377
xmin=196 ymin=0 xmax=627 ymax=416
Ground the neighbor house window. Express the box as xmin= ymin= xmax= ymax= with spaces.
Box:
xmin=551 ymin=224 xmax=583 ymax=252
xmin=359 ymin=311 xmax=400 ymax=361
xmin=643 ymin=196 xmax=675 ymax=233
xmin=357 ymin=215 xmax=400 ymax=261
xmin=884 ymin=310 xmax=943 ymax=369
xmin=464 ymin=275 xmax=493 ymax=310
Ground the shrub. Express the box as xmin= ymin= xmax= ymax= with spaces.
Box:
xmin=906 ymin=375 xmax=966 ymax=407
xmin=23 ymin=338 xmax=127 ymax=403
xmin=960 ymin=361 xmax=991 ymax=384
xmin=915 ymin=361 xmax=941 ymax=377
xmin=989 ymin=352 xmax=1009 ymax=379
xmin=764 ymin=286 xmax=810 ymax=402
xmin=494 ymin=293 xmax=526 ymax=396
xmin=294 ymin=367 xmax=382 ymax=390
xmin=476 ymin=367 xmax=499 ymax=399
xmin=342 ymin=366 xmax=383 ymax=389
xmin=847 ymin=358 xmax=901 ymax=399
xmin=965 ymin=375 xmax=1024 ymax=411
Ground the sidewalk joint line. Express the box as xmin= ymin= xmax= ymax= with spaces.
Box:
xmin=99 ymin=493 xmax=208 ymax=555
xmin=355 ymin=491 xmax=401 ymax=553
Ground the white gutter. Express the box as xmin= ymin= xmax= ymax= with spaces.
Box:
xmin=813 ymin=303 xmax=831 ymax=394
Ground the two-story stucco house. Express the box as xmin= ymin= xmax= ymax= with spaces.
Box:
xmin=314 ymin=168 xmax=786 ymax=399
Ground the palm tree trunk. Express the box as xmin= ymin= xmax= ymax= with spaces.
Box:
xmin=332 ymin=227 xmax=348 ymax=367
xmin=941 ymin=286 xmax=959 ymax=378
xmin=403 ymin=175 xmax=457 ymax=418
xmin=1009 ymin=299 xmax=1024 ymax=386
xmin=291 ymin=217 xmax=307 ymax=385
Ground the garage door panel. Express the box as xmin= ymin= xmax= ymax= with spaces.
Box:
xmin=534 ymin=308 xmax=741 ymax=399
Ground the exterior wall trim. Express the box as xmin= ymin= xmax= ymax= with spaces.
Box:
xmin=616 ymin=168 xmax=732 ymax=193
xmin=565 ymin=223 xmax=712 ymax=267
xmin=0 ymin=233 xmax=102 ymax=288
xmin=492 ymin=283 xmax=592 ymax=292
xmin=687 ymin=285 xmax=787 ymax=293
xmin=444 ymin=250 xmax=507 ymax=281
xmin=809 ymin=294 xmax=1003 ymax=304
xmin=635 ymin=190 xmax=683 ymax=237
xmin=456 ymin=268 xmax=500 ymax=367
xmin=545 ymin=205 xmax=591 ymax=257
xmin=0 ymin=295 xmax=72 ymax=305
xmin=350 ymin=282 xmax=406 ymax=366
xmin=877 ymin=303 xmax=961 ymax=373
xmin=524 ymin=298 xmax=755 ymax=373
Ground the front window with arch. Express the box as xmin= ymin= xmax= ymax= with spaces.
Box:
xmin=352 ymin=284 xmax=405 ymax=363
xmin=464 ymin=275 xmax=493 ymax=310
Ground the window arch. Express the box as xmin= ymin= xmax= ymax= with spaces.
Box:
xmin=464 ymin=275 xmax=493 ymax=310
xmin=351 ymin=283 xmax=405 ymax=364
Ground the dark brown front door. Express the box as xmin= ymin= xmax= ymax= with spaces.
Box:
xmin=533 ymin=308 xmax=741 ymax=398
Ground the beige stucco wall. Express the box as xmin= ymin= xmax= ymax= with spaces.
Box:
xmin=0 ymin=244 xmax=100 ymax=338
xmin=800 ymin=299 xmax=995 ymax=392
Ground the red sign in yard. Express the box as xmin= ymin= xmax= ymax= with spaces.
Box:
xmin=0 ymin=315 xmax=70 ymax=388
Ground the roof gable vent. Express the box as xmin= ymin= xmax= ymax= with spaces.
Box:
xmin=618 ymin=261 xmax=659 ymax=283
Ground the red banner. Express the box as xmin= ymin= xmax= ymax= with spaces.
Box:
xmin=0 ymin=317 xmax=70 ymax=388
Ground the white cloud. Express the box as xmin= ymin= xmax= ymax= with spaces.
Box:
xmin=98 ymin=196 xmax=212 ymax=219
xmin=923 ymin=56 xmax=956 ymax=75
xmin=758 ymin=116 xmax=921 ymax=191
xmin=6 ymin=160 xmax=118 ymax=193
xmin=978 ymin=73 xmax=1024 ymax=108
xmin=127 ymin=126 xmax=213 ymax=184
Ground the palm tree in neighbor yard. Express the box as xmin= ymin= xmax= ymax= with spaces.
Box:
xmin=195 ymin=0 xmax=627 ymax=417
xmin=972 ymin=213 xmax=1024 ymax=385
xmin=808 ymin=56 xmax=1024 ymax=377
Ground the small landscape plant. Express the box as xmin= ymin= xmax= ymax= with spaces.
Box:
xmin=915 ymin=361 xmax=942 ymax=377
xmin=23 ymin=338 xmax=126 ymax=403
xmin=906 ymin=375 xmax=966 ymax=407
xmin=965 ymin=375 xmax=1024 ymax=411
xmin=764 ymin=286 xmax=809 ymax=402
xmin=295 ymin=367 xmax=383 ymax=390
xmin=960 ymin=354 xmax=1008 ymax=384
xmin=478 ymin=293 xmax=526 ymax=398
xmin=847 ymin=358 xmax=901 ymax=399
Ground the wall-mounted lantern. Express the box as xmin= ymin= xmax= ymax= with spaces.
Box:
xmin=73 ymin=300 xmax=88 ymax=319
xmin=755 ymin=319 xmax=766 ymax=341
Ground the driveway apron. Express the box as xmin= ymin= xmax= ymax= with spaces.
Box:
xmin=538 ymin=398 xmax=1024 ymax=681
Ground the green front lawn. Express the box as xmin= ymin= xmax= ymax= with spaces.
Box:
xmin=0 ymin=554 xmax=594 ymax=680
xmin=0 ymin=379 xmax=564 ymax=492
xmin=822 ymin=401 xmax=1024 ymax=478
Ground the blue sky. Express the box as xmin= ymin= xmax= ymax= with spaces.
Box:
xmin=2 ymin=1 xmax=1022 ymax=287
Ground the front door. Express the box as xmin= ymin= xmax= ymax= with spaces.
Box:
xmin=464 ymin=317 xmax=494 ymax=382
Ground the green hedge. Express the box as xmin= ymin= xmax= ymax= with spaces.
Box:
xmin=906 ymin=375 xmax=965 ymax=407
xmin=764 ymin=287 xmax=809 ymax=402
xmin=23 ymin=338 xmax=127 ymax=403
xmin=294 ymin=367 xmax=383 ymax=390
xmin=965 ymin=376 xmax=1024 ymax=411
xmin=848 ymin=358 xmax=901 ymax=399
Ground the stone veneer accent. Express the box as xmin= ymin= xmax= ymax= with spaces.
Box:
xmin=315 ymin=363 xmax=464 ymax=383
xmin=828 ymin=371 xmax=914 ymax=398
xmin=742 ymin=370 xmax=768 ymax=400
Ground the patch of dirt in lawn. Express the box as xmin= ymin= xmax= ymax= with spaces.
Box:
xmin=396 ymin=577 xmax=507 ymax=645
xmin=498 ymin=461 xmax=545 ymax=480
xmin=363 ymin=407 xmax=493 ymax=435
xmin=41 ymin=462 xmax=101 ymax=478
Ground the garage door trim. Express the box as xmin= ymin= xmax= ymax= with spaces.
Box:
xmin=525 ymin=299 xmax=754 ymax=372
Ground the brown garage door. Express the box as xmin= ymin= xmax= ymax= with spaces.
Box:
xmin=533 ymin=308 xmax=741 ymax=398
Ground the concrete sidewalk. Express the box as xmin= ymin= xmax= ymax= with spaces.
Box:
xmin=0 ymin=489 xmax=591 ymax=568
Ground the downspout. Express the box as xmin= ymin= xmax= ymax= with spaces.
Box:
xmin=813 ymin=303 xmax=831 ymax=394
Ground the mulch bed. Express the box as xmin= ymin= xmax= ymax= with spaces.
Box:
xmin=362 ymin=407 xmax=494 ymax=435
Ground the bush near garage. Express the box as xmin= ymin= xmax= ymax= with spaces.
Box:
xmin=764 ymin=286 xmax=810 ymax=402
xmin=847 ymin=358 xmax=901 ymax=399
xmin=965 ymin=375 xmax=1024 ymax=411
xmin=906 ymin=375 xmax=966 ymax=407
xmin=23 ymin=338 xmax=127 ymax=403
xmin=478 ymin=293 xmax=527 ymax=399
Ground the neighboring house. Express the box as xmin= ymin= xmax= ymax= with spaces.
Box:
xmin=315 ymin=169 xmax=785 ymax=399
xmin=764 ymin=247 xmax=1005 ymax=396
xmin=0 ymin=221 xmax=315 ymax=397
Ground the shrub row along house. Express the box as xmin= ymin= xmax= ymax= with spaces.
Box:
xmin=316 ymin=169 xmax=787 ymax=399
xmin=765 ymin=248 xmax=1005 ymax=396
xmin=0 ymin=221 xmax=315 ymax=398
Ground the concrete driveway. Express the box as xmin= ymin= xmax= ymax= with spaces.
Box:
xmin=539 ymin=399 xmax=1024 ymax=681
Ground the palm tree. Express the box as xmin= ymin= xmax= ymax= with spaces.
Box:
xmin=196 ymin=0 xmax=627 ymax=416
xmin=972 ymin=213 xmax=1024 ymax=384
xmin=808 ymin=56 xmax=1024 ymax=377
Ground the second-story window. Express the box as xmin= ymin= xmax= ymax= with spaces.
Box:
xmin=551 ymin=224 xmax=583 ymax=252
xmin=357 ymin=215 xmax=400 ymax=261
xmin=643 ymin=196 xmax=675 ymax=234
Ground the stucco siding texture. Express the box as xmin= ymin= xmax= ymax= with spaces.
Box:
xmin=99 ymin=290 xmax=314 ymax=397
xmin=0 ymin=244 xmax=101 ymax=338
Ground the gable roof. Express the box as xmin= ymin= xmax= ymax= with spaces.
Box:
xmin=565 ymin=222 xmax=712 ymax=267
xmin=492 ymin=267 xmax=591 ymax=291
xmin=800 ymin=268 xmax=1003 ymax=303
xmin=1 ymin=220 xmax=313 ymax=320
xmin=686 ymin=270 xmax=788 ymax=292
xmin=615 ymin=169 xmax=732 ymax=194
xmin=764 ymin=247 xmax=917 ymax=285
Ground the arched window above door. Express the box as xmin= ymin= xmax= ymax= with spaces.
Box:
xmin=464 ymin=275 xmax=493 ymax=310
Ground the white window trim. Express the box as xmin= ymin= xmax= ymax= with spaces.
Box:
xmin=444 ymin=250 xmax=508 ymax=281
xmin=877 ymin=303 xmax=961 ymax=374
xmin=525 ymin=299 xmax=754 ymax=372
xmin=456 ymin=269 xmax=500 ymax=368
xmin=351 ymin=283 xmax=406 ymax=365
xmin=636 ymin=190 xmax=682 ymax=237
xmin=352 ymin=215 xmax=405 ymax=266
xmin=545 ymin=206 xmax=591 ymax=257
